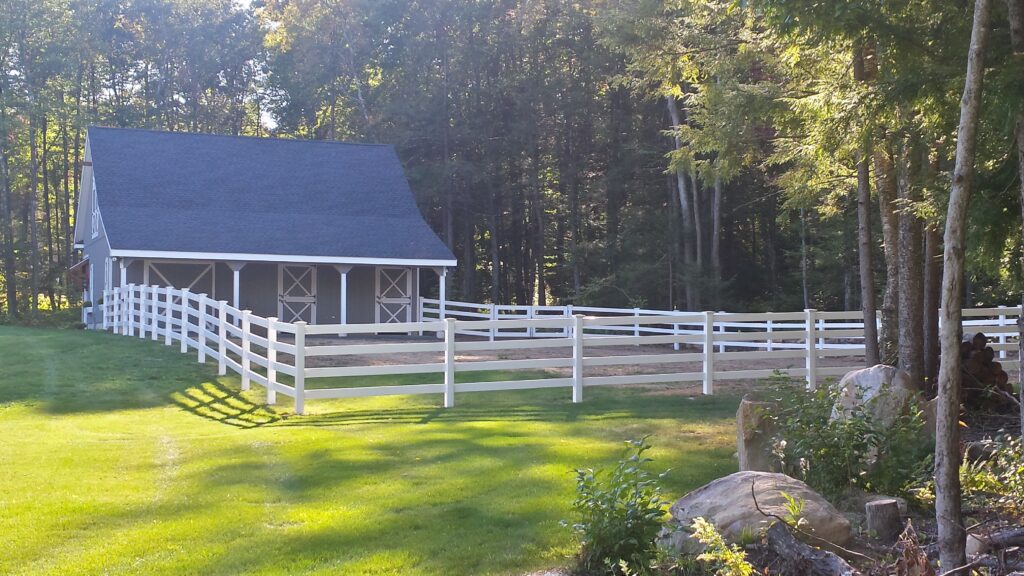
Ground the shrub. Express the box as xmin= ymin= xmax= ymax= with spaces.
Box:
xmin=765 ymin=377 xmax=932 ymax=499
xmin=692 ymin=517 xmax=755 ymax=576
xmin=961 ymin=435 xmax=1024 ymax=516
xmin=566 ymin=437 xmax=670 ymax=575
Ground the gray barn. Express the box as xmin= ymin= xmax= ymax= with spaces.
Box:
xmin=73 ymin=127 xmax=456 ymax=327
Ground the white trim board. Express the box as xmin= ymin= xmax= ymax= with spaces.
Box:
xmin=108 ymin=249 xmax=457 ymax=267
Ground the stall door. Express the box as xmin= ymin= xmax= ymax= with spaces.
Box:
xmin=278 ymin=265 xmax=317 ymax=323
xmin=375 ymin=267 xmax=412 ymax=324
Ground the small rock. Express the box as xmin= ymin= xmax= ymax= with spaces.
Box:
xmin=966 ymin=533 xmax=989 ymax=557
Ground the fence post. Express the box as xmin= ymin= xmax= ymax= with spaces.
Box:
xmin=100 ymin=289 xmax=108 ymax=330
xmin=164 ymin=288 xmax=173 ymax=346
xmin=179 ymin=288 xmax=190 ymax=353
xmin=120 ymin=285 xmax=128 ymax=336
xmin=150 ymin=287 xmax=160 ymax=342
xmin=805 ymin=308 xmax=818 ymax=390
xmin=137 ymin=285 xmax=147 ymax=339
xmin=443 ymin=317 xmax=456 ymax=408
xmin=817 ymin=317 xmax=825 ymax=349
xmin=528 ymin=305 xmax=536 ymax=338
xmin=997 ymin=305 xmax=1007 ymax=359
xmin=633 ymin=307 xmax=641 ymax=345
xmin=217 ymin=301 xmax=228 ymax=376
xmin=717 ymin=312 xmax=726 ymax=353
xmin=111 ymin=287 xmax=119 ymax=332
xmin=767 ymin=319 xmax=774 ymax=352
xmin=126 ymin=284 xmax=136 ymax=337
xmin=490 ymin=304 xmax=497 ymax=341
xmin=294 ymin=321 xmax=307 ymax=415
xmin=572 ymin=314 xmax=584 ymax=403
xmin=702 ymin=311 xmax=715 ymax=395
xmin=565 ymin=304 xmax=574 ymax=337
xmin=241 ymin=310 xmax=252 ymax=391
xmin=197 ymin=294 xmax=208 ymax=363
xmin=673 ymin=309 xmax=680 ymax=352
xmin=266 ymin=318 xmax=278 ymax=405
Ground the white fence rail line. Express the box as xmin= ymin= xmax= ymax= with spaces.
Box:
xmin=91 ymin=285 xmax=1021 ymax=416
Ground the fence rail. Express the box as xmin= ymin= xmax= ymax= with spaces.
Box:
xmin=88 ymin=285 xmax=1022 ymax=415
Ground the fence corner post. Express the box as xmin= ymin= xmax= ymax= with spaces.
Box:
xmin=138 ymin=285 xmax=148 ymax=339
xmin=702 ymin=311 xmax=715 ymax=395
xmin=294 ymin=321 xmax=307 ymax=415
xmin=443 ymin=317 xmax=456 ymax=408
xmin=197 ymin=294 xmax=208 ymax=363
xmin=572 ymin=314 xmax=584 ymax=403
xmin=179 ymin=288 xmax=190 ymax=353
xmin=164 ymin=287 xmax=173 ymax=345
xmin=217 ymin=301 xmax=228 ymax=376
xmin=267 ymin=317 xmax=278 ymax=405
xmin=805 ymin=308 xmax=818 ymax=390
xmin=241 ymin=310 xmax=252 ymax=390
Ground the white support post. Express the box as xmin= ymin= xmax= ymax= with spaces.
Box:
xmin=266 ymin=318 xmax=278 ymax=405
xmin=110 ymin=287 xmax=118 ymax=332
xmin=334 ymin=264 xmax=351 ymax=337
xmin=197 ymin=294 xmax=208 ymax=363
xmin=717 ymin=313 xmax=726 ymax=353
xmin=672 ymin=314 xmax=680 ymax=352
xmin=805 ymin=308 xmax=818 ymax=390
xmin=241 ymin=310 xmax=252 ymax=391
xmin=997 ymin=306 xmax=1007 ymax=359
xmin=817 ymin=317 xmax=825 ymax=348
xmin=164 ymin=288 xmax=173 ymax=346
xmin=293 ymin=321 xmax=307 ymax=415
xmin=633 ymin=307 xmax=641 ymax=344
xmin=179 ymin=288 xmax=190 ymax=353
xmin=572 ymin=314 xmax=584 ymax=403
xmin=767 ymin=319 xmax=774 ymax=352
xmin=703 ymin=311 xmax=715 ymax=395
xmin=119 ymin=259 xmax=127 ymax=288
xmin=565 ymin=304 xmax=574 ymax=338
xmin=528 ymin=305 xmax=536 ymax=338
xmin=439 ymin=268 xmax=447 ymax=320
xmin=138 ymin=285 xmax=148 ymax=339
xmin=489 ymin=305 xmax=497 ymax=341
xmin=443 ymin=317 xmax=456 ymax=408
xmin=217 ymin=301 xmax=228 ymax=376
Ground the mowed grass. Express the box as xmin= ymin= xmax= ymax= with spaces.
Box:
xmin=0 ymin=325 xmax=740 ymax=576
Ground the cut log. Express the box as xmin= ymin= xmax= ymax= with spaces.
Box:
xmin=865 ymin=499 xmax=902 ymax=543
xmin=764 ymin=522 xmax=861 ymax=576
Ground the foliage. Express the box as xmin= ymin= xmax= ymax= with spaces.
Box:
xmin=961 ymin=435 xmax=1024 ymax=517
xmin=566 ymin=437 xmax=671 ymax=575
xmin=765 ymin=377 xmax=932 ymax=499
xmin=692 ymin=517 xmax=756 ymax=576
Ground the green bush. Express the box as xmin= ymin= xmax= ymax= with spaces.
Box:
xmin=566 ymin=438 xmax=670 ymax=575
xmin=765 ymin=377 xmax=932 ymax=500
xmin=961 ymin=435 xmax=1024 ymax=516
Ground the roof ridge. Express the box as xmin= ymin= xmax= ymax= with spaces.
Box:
xmin=87 ymin=126 xmax=393 ymax=148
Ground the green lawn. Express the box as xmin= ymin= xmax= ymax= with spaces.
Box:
xmin=0 ymin=325 xmax=739 ymax=576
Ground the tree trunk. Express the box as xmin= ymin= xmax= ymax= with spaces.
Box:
xmin=898 ymin=140 xmax=925 ymax=387
xmin=666 ymin=96 xmax=699 ymax=309
xmin=691 ymin=171 xmax=704 ymax=270
xmin=936 ymin=0 xmax=991 ymax=569
xmin=712 ymin=172 xmax=723 ymax=283
xmin=856 ymin=147 xmax=880 ymax=365
xmin=924 ymin=226 xmax=942 ymax=390
xmin=875 ymin=145 xmax=900 ymax=364
xmin=28 ymin=112 xmax=40 ymax=314
xmin=800 ymin=208 xmax=810 ymax=309
xmin=1007 ymin=0 xmax=1024 ymax=437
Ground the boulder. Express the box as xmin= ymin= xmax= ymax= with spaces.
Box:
xmin=832 ymin=364 xmax=920 ymax=429
xmin=736 ymin=396 xmax=780 ymax=472
xmin=659 ymin=471 xmax=851 ymax=554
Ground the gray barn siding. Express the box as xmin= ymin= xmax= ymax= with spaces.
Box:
xmin=113 ymin=259 xmax=421 ymax=325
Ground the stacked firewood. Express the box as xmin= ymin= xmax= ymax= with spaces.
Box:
xmin=960 ymin=332 xmax=1014 ymax=410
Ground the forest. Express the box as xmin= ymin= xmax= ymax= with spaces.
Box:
xmin=0 ymin=0 xmax=1022 ymax=327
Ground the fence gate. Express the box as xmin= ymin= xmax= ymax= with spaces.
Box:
xmin=375 ymin=267 xmax=412 ymax=323
xmin=278 ymin=264 xmax=317 ymax=323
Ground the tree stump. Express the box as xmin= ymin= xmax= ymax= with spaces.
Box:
xmin=865 ymin=499 xmax=902 ymax=543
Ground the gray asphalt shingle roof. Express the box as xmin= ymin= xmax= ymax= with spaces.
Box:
xmin=88 ymin=127 xmax=456 ymax=263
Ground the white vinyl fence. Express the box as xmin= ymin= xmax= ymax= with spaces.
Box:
xmin=88 ymin=285 xmax=1022 ymax=415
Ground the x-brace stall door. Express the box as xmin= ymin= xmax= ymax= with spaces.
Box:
xmin=375 ymin=267 xmax=412 ymax=324
xmin=278 ymin=265 xmax=317 ymax=323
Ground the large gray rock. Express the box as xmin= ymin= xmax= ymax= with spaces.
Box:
xmin=832 ymin=364 xmax=920 ymax=429
xmin=659 ymin=471 xmax=851 ymax=554
xmin=736 ymin=396 xmax=780 ymax=472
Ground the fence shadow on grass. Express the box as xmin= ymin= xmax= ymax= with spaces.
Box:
xmin=170 ymin=379 xmax=281 ymax=429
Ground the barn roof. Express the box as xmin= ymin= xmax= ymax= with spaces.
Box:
xmin=87 ymin=127 xmax=456 ymax=265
